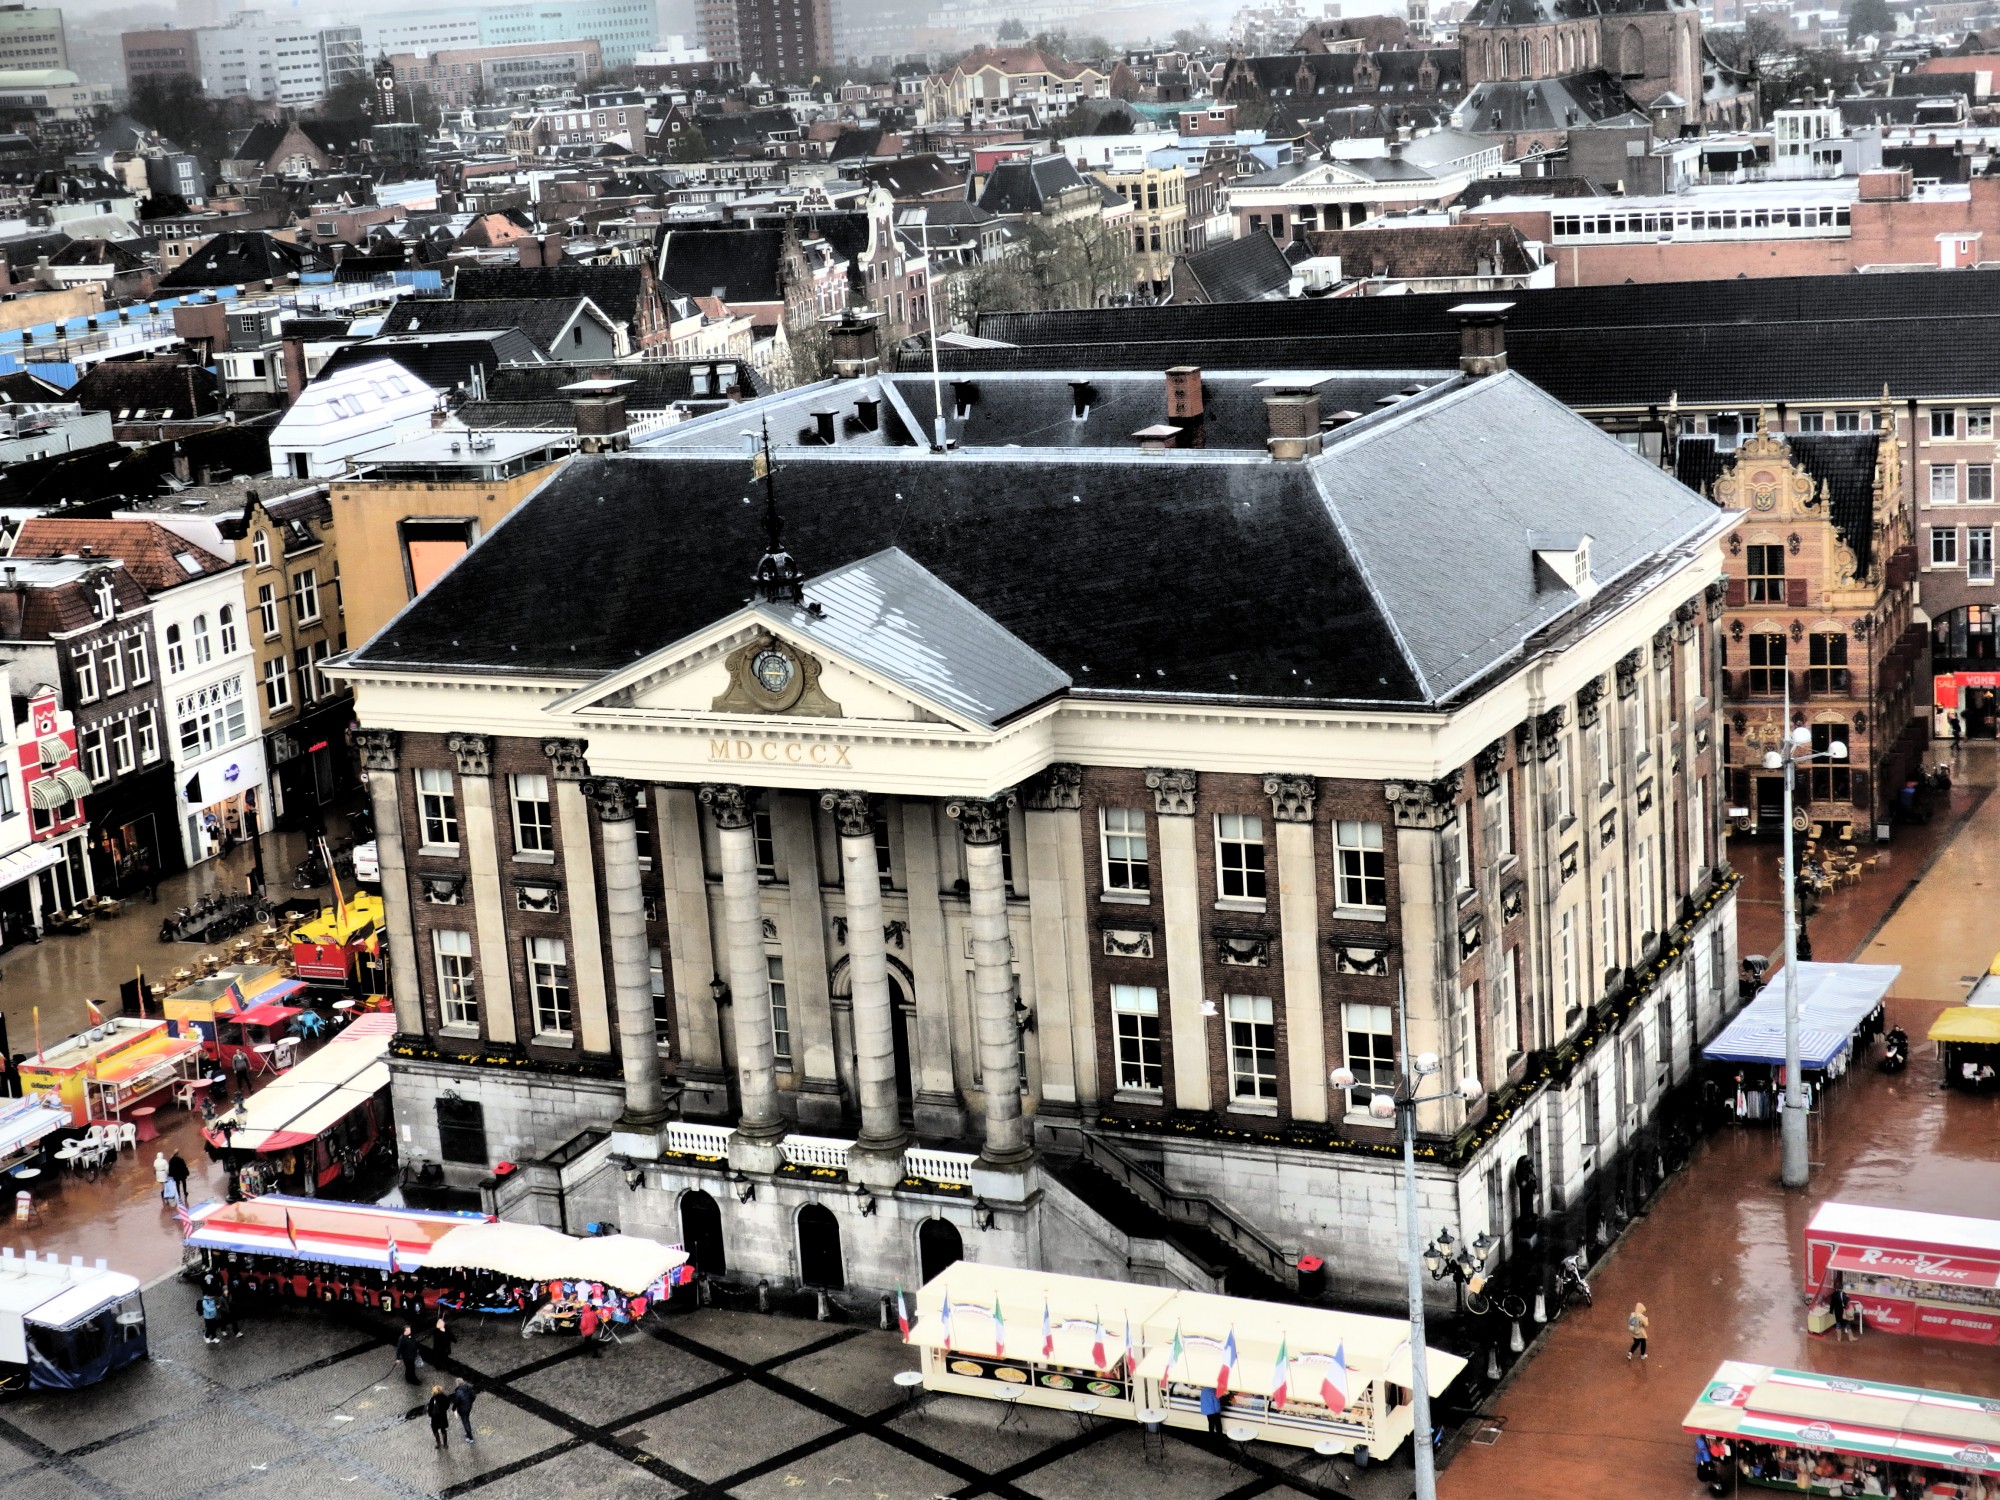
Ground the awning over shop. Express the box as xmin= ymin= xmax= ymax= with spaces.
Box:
xmin=26 ymin=767 xmax=91 ymax=810
xmin=1930 ymin=1008 xmax=2000 ymax=1045
xmin=1704 ymin=961 xmax=1901 ymax=1068
xmin=1827 ymin=1244 xmax=2000 ymax=1290
xmin=0 ymin=1097 xmax=68 ymax=1160
xmin=184 ymin=1195 xmax=490 ymax=1271
xmin=0 ymin=842 xmax=62 ymax=891
xmin=232 ymin=1003 xmax=301 ymax=1030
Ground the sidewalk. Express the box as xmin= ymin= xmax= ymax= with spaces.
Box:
xmin=1441 ymin=743 xmax=2000 ymax=1500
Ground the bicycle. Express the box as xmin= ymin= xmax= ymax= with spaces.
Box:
xmin=1465 ymin=1287 xmax=1526 ymax=1319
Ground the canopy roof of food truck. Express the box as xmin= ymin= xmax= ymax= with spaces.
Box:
xmin=25 ymin=1271 xmax=138 ymax=1330
xmin=185 ymin=1195 xmax=490 ymax=1270
xmin=212 ymin=1018 xmax=391 ymax=1153
xmin=232 ymin=1003 xmax=302 ymax=1030
xmin=1686 ymin=1361 xmax=2000 ymax=1471
xmin=1703 ymin=961 xmax=1901 ymax=1067
xmin=0 ymin=1097 xmax=69 ymax=1159
xmin=1808 ymin=1200 xmax=2000 ymax=1256
xmin=1930 ymin=1007 xmax=2000 ymax=1045
xmin=422 ymin=1223 xmax=688 ymax=1294
xmin=291 ymin=893 xmax=383 ymax=947
xmin=911 ymin=1263 xmax=1176 ymax=1363
xmin=0 ymin=1251 xmax=133 ymax=1363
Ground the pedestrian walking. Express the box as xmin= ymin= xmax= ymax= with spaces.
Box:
xmin=430 ymin=1313 xmax=453 ymax=1367
xmin=426 ymin=1385 xmax=451 ymax=1451
xmin=198 ymin=1290 xmax=221 ymax=1344
xmin=1950 ymin=711 xmax=1963 ymax=747
xmin=1827 ymin=1282 xmax=1851 ymax=1340
xmin=395 ymin=1324 xmax=421 ymax=1384
xmin=450 ymin=1378 xmax=477 ymax=1444
xmin=230 ymin=1047 xmax=252 ymax=1097
xmin=218 ymin=1287 xmax=241 ymax=1339
xmin=167 ymin=1151 xmax=191 ymax=1203
xmin=153 ymin=1152 xmax=169 ymax=1196
xmin=1626 ymin=1301 xmax=1650 ymax=1361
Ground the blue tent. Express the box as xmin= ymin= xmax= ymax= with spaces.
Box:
xmin=1703 ymin=962 xmax=1900 ymax=1068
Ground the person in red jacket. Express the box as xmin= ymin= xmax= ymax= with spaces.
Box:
xmin=578 ymin=1303 xmax=602 ymax=1357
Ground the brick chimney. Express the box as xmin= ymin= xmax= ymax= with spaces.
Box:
xmin=282 ymin=333 xmax=307 ymax=404
xmin=572 ymin=392 xmax=630 ymax=452
xmin=825 ymin=308 xmax=881 ymax=378
xmin=1262 ymin=379 xmax=1322 ymax=461
xmin=1449 ymin=301 xmax=1514 ymax=378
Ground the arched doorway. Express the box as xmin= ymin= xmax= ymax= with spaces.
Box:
xmin=681 ymin=1189 xmax=726 ymax=1275
xmin=918 ymin=1217 xmax=962 ymax=1284
xmin=798 ymin=1203 xmax=845 ymax=1289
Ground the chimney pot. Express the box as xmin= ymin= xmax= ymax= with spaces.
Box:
xmin=1165 ymin=365 xmax=1204 ymax=421
xmin=1264 ymin=388 xmax=1322 ymax=461
xmin=1449 ymin=300 xmax=1513 ymax=378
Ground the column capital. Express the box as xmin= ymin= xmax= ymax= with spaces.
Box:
xmin=819 ymin=788 xmax=877 ymax=838
xmin=446 ymin=732 xmax=492 ymax=778
xmin=350 ymin=727 xmax=398 ymax=771
xmin=1383 ymin=770 xmax=1463 ymax=830
xmin=698 ymin=782 xmax=753 ymax=830
xmin=1144 ymin=767 xmax=1197 ymax=816
xmin=945 ymin=791 xmax=1016 ymax=845
xmin=1023 ymin=762 xmax=1082 ymax=811
xmin=541 ymin=737 xmax=591 ymax=781
xmin=1473 ymin=740 xmax=1505 ymax=797
xmin=585 ymin=777 xmax=639 ymax=821
xmin=1261 ymin=773 xmax=1316 ymax=824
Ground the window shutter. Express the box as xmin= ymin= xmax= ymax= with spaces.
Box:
xmin=1725 ymin=577 xmax=1746 ymax=607
xmin=1787 ymin=577 xmax=1808 ymax=607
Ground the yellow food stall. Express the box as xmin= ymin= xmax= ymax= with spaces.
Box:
xmin=1930 ymin=1006 xmax=2000 ymax=1090
xmin=910 ymin=1264 xmax=1467 ymax=1459
xmin=289 ymin=893 xmax=385 ymax=989
xmin=19 ymin=1018 xmax=205 ymax=1126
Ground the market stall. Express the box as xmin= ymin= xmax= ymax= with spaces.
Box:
xmin=909 ymin=1265 xmax=1467 ymax=1459
xmin=1929 ymin=1008 xmax=2000 ymax=1091
xmin=0 ymin=1096 xmax=69 ymax=1174
xmin=0 ymin=1249 xmax=146 ymax=1392
xmin=19 ymin=1018 xmax=205 ymax=1126
xmin=289 ymin=893 xmax=385 ymax=990
xmin=1804 ymin=1201 xmax=2000 ymax=1343
xmin=202 ymin=1015 xmax=393 ymax=1195
xmin=1685 ymin=1360 xmax=2000 ymax=1495
xmin=1702 ymin=962 xmax=1900 ymax=1119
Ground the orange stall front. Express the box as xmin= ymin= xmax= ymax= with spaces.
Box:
xmin=19 ymin=1018 xmax=205 ymax=1126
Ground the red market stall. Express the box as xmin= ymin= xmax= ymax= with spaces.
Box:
xmin=1804 ymin=1201 xmax=2000 ymax=1344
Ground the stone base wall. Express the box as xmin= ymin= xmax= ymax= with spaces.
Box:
xmin=390 ymin=1054 xmax=624 ymax=1188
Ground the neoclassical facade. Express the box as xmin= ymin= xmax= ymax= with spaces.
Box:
xmin=337 ymin=360 xmax=1742 ymax=1304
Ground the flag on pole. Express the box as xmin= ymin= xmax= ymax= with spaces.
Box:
xmin=283 ymin=1211 xmax=298 ymax=1254
xmin=895 ymin=1285 xmax=910 ymax=1341
xmin=1041 ymin=1298 xmax=1053 ymax=1361
xmin=1091 ymin=1314 xmax=1107 ymax=1374
xmin=387 ymin=1238 xmax=402 ymax=1277
xmin=1123 ymin=1311 xmax=1136 ymax=1376
xmin=1321 ymin=1342 xmax=1350 ymax=1415
xmin=85 ymin=998 xmax=103 ymax=1026
xmin=940 ymin=1298 xmax=953 ymax=1351
xmin=993 ymin=1296 xmax=1006 ymax=1359
xmin=171 ymin=1202 xmax=193 ymax=1237
xmin=1215 ymin=1328 xmax=1238 ymax=1399
xmin=1270 ymin=1337 xmax=1290 ymax=1410
xmin=1169 ymin=1321 xmax=1185 ymax=1378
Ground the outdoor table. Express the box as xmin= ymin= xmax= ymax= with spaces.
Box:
xmin=129 ymin=1106 xmax=158 ymax=1142
xmin=995 ymin=1386 xmax=1026 ymax=1433
xmin=251 ymin=1043 xmax=277 ymax=1073
xmin=1311 ymin=1437 xmax=1345 ymax=1490
xmin=1067 ymin=1394 xmax=1102 ymax=1434
xmin=1137 ymin=1407 xmax=1168 ymax=1465
xmin=892 ymin=1369 xmax=925 ymax=1420
xmin=1223 ymin=1423 xmax=1257 ymax=1468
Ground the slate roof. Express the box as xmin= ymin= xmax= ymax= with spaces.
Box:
xmin=481 ymin=360 xmax=768 ymax=403
xmin=658 ymin=226 xmax=788 ymax=301
xmin=381 ymin=297 xmax=603 ymax=354
xmin=854 ymin=154 xmax=967 ymax=199
xmin=157 ymin=232 xmax=328 ymax=289
xmin=1173 ymin=232 xmax=1295 ymax=303
xmin=351 ymin=371 xmax=1723 ymax=709
xmin=67 ymin=355 xmax=219 ymax=420
xmin=1456 ymin=71 xmax=1638 ymax=134
xmin=452 ymin=264 xmax=652 ymax=330
xmin=975 ymin=156 xmax=1091 ymax=217
xmin=0 ymin=371 xmax=66 ymax=403
xmin=315 ymin=330 xmax=548 ymax=393
xmin=12 ymin=518 xmax=231 ymax=592
xmin=1676 ymin=431 xmax=1883 ymax=571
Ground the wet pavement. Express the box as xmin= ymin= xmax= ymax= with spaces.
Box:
xmin=1441 ymin=741 xmax=2000 ymax=1500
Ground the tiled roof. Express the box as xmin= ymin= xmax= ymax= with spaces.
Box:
xmin=1303 ymin=223 xmax=1539 ymax=280
xmin=12 ymin=518 xmax=231 ymax=592
xmin=452 ymin=264 xmax=653 ymax=330
xmin=68 ymin=355 xmax=219 ymax=420
xmin=381 ymin=297 xmax=603 ymax=355
xmin=1173 ymin=233 xmax=1294 ymax=303
xmin=658 ymin=227 xmax=788 ymax=302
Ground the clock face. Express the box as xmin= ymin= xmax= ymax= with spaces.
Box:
xmin=752 ymin=648 xmax=795 ymax=694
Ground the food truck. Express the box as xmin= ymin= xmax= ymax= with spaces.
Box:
xmin=0 ymin=1248 xmax=146 ymax=1391
xmin=910 ymin=1264 xmax=1467 ymax=1460
xmin=1804 ymin=1201 xmax=2000 ymax=1344
xmin=1685 ymin=1360 xmax=2000 ymax=1495
xmin=202 ymin=1015 xmax=393 ymax=1195
xmin=1929 ymin=1007 xmax=2000 ymax=1090
xmin=160 ymin=965 xmax=307 ymax=1069
xmin=19 ymin=1017 xmax=204 ymax=1126
xmin=289 ymin=892 xmax=386 ymax=992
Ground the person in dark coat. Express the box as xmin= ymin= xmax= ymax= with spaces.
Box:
xmin=167 ymin=1151 xmax=191 ymax=1202
xmin=450 ymin=1378 xmax=477 ymax=1444
xmin=394 ymin=1324 xmax=421 ymax=1384
xmin=430 ymin=1312 xmax=453 ymax=1367
xmin=425 ymin=1385 xmax=450 ymax=1450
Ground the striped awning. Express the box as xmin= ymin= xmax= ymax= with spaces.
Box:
xmin=26 ymin=767 xmax=91 ymax=810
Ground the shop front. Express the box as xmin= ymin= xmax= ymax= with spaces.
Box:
xmin=86 ymin=764 xmax=179 ymax=894
xmin=1804 ymin=1201 xmax=2000 ymax=1344
xmin=0 ymin=843 xmax=62 ymax=949
xmin=178 ymin=741 xmax=268 ymax=867
xmin=1933 ymin=670 xmax=2000 ymax=737
xmin=265 ymin=700 xmax=353 ymax=830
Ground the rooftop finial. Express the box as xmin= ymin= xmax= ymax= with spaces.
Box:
xmin=748 ymin=416 xmax=802 ymax=605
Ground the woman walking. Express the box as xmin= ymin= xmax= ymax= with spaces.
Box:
xmin=1627 ymin=1302 xmax=1651 ymax=1361
xmin=426 ymin=1385 xmax=451 ymax=1451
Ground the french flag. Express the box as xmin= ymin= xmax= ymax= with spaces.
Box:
xmin=1321 ymin=1342 xmax=1350 ymax=1415
xmin=940 ymin=1298 xmax=953 ymax=1351
xmin=1042 ymin=1298 xmax=1054 ymax=1361
xmin=896 ymin=1286 xmax=909 ymax=1342
xmin=1215 ymin=1328 xmax=1238 ymax=1399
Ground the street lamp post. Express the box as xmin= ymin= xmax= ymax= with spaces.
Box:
xmin=1763 ymin=678 xmax=1846 ymax=1190
xmin=1422 ymin=1225 xmax=1495 ymax=1315
xmin=1332 ymin=977 xmax=1483 ymax=1500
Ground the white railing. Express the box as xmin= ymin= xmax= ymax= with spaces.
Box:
xmin=904 ymin=1147 xmax=977 ymax=1185
xmin=781 ymin=1135 xmax=853 ymax=1170
xmin=665 ymin=1121 xmax=735 ymax=1157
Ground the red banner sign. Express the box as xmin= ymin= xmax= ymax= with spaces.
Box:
xmin=1829 ymin=1246 xmax=2000 ymax=1289
xmin=1915 ymin=1306 xmax=2000 ymax=1345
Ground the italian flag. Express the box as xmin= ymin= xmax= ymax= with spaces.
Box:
xmin=993 ymin=1297 xmax=1006 ymax=1359
xmin=1271 ymin=1336 xmax=1290 ymax=1410
xmin=1041 ymin=1298 xmax=1054 ymax=1361
xmin=895 ymin=1286 xmax=909 ymax=1342
xmin=1169 ymin=1321 xmax=1185 ymax=1379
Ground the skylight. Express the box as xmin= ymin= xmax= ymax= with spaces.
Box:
xmin=174 ymin=551 xmax=203 ymax=575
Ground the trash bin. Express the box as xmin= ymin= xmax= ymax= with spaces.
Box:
xmin=1296 ymin=1253 xmax=1326 ymax=1299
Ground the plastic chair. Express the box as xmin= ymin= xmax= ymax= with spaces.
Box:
xmin=117 ymin=1123 xmax=137 ymax=1151
xmin=81 ymin=1125 xmax=106 ymax=1150
xmin=290 ymin=1011 xmax=326 ymax=1039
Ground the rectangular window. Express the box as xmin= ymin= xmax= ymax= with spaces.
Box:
xmin=1341 ymin=1001 xmax=1396 ymax=1116
xmin=1808 ymin=633 xmax=1848 ymax=694
xmin=1101 ymin=806 xmax=1149 ymax=892
xmin=1932 ymin=408 xmax=1958 ymax=439
xmin=1582 ymin=1074 xmax=1601 ymax=1150
xmin=1745 ymin=544 xmax=1785 ymax=602
xmin=1748 ymin=634 xmax=1787 ymax=694
xmin=292 ymin=568 xmax=320 ymax=624
xmin=103 ymin=644 xmax=123 ymax=695
xmin=752 ymin=806 xmax=776 ymax=878
xmin=129 ymin=635 xmax=150 ymax=685
xmin=649 ymin=946 xmax=671 ymax=1048
xmin=74 ymin=651 xmax=97 ymax=703
xmin=137 ymin=710 xmax=158 ymax=763
xmin=252 ymin=530 xmax=270 ymax=568
xmin=768 ymin=954 xmax=791 ymax=1063
xmin=257 ymin=583 xmax=279 ymax=638
xmin=1973 ymin=527 xmax=1995 ymax=584
xmin=79 ymin=727 xmax=106 ymax=783
xmin=1634 ymin=837 xmax=1653 ymax=942
xmin=435 ymin=1097 xmax=486 ymax=1165
xmin=1971 ymin=408 xmax=1995 ymax=438
xmin=293 ymin=647 xmax=314 ymax=705
xmin=173 ymin=677 xmax=248 ymax=756
xmin=1810 ymin=722 xmax=1852 ymax=801
xmin=1496 ymin=947 xmax=1520 ymax=1061
xmin=434 ymin=929 xmax=477 ymax=1028
xmin=1798 ymin=411 xmax=1825 ymax=433
xmin=262 ymin=655 xmax=291 ymax=712
xmin=1834 ymin=410 xmax=1865 ymax=433
xmin=1335 ymin=820 xmax=1387 ymax=909
xmin=1935 ymin=526 xmax=1961 ymax=566
xmin=1932 ymin=464 xmax=1959 ymax=505
xmin=417 ymin=767 xmax=459 ymax=849
xmin=1689 ymin=780 xmax=1707 ymax=879
xmin=1972 ymin=466 xmax=1995 ymax=504
xmin=1555 ymin=739 xmax=1574 ymax=821
xmin=510 ymin=772 xmax=554 ymax=854
xmin=1599 ymin=868 xmax=1619 ymax=978
xmin=112 ymin=719 xmax=133 ymax=776
xmin=1226 ymin=994 xmax=1278 ymax=1104
xmin=527 ymin=936 xmax=571 ymax=1035
xmin=1491 ymin=773 xmax=1514 ymax=860
xmin=1112 ymin=983 xmax=1162 ymax=1092
xmin=1214 ymin=813 xmax=1266 ymax=900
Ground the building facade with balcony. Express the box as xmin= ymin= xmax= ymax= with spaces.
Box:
xmin=334 ymin=350 xmax=1741 ymax=1308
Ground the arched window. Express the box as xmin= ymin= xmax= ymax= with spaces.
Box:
xmin=218 ymin=605 xmax=237 ymax=655
xmin=1619 ymin=23 xmax=1645 ymax=78
xmin=797 ymin=1203 xmax=844 ymax=1289
xmin=164 ymin=622 xmax=184 ymax=674
xmin=192 ymin=614 xmax=211 ymax=665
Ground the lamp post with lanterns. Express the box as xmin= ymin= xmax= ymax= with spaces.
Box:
xmin=1422 ymin=1225 xmax=1494 ymax=1314
xmin=1332 ymin=977 xmax=1482 ymax=1500
xmin=1763 ymin=682 xmax=1846 ymax=1190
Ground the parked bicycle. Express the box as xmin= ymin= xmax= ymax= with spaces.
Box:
xmin=1465 ymin=1286 xmax=1527 ymax=1319
xmin=1555 ymin=1251 xmax=1593 ymax=1312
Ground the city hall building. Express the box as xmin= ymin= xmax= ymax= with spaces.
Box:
xmin=335 ymin=321 xmax=1741 ymax=1307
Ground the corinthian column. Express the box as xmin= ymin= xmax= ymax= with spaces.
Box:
xmin=699 ymin=782 xmax=787 ymax=1171
xmin=592 ymin=777 xmax=668 ymax=1154
xmin=353 ymin=730 xmax=422 ymax=1038
xmin=823 ymin=789 xmax=907 ymax=1185
xmin=946 ymin=791 xmax=1032 ymax=1177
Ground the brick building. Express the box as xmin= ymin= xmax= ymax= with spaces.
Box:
xmin=384 ymin=38 xmax=602 ymax=110
xmin=697 ymin=0 xmax=830 ymax=80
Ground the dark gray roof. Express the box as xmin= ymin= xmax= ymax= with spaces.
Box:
xmin=316 ymin=330 xmax=547 ymax=392
xmin=381 ymin=297 xmax=604 ymax=354
xmin=854 ymin=154 xmax=966 ymax=199
xmin=1456 ymin=71 xmax=1638 ymax=134
xmin=975 ymin=156 xmax=1090 ymax=217
xmin=351 ymin=370 xmax=1721 ymax=709
xmin=451 ymin=264 xmax=653 ymax=330
xmin=1678 ymin=431 xmax=1883 ymax=572
xmin=1174 ymin=232 xmax=1294 ymax=303
xmin=157 ymin=232 xmax=328 ymax=290
xmin=658 ymin=226 xmax=787 ymax=302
